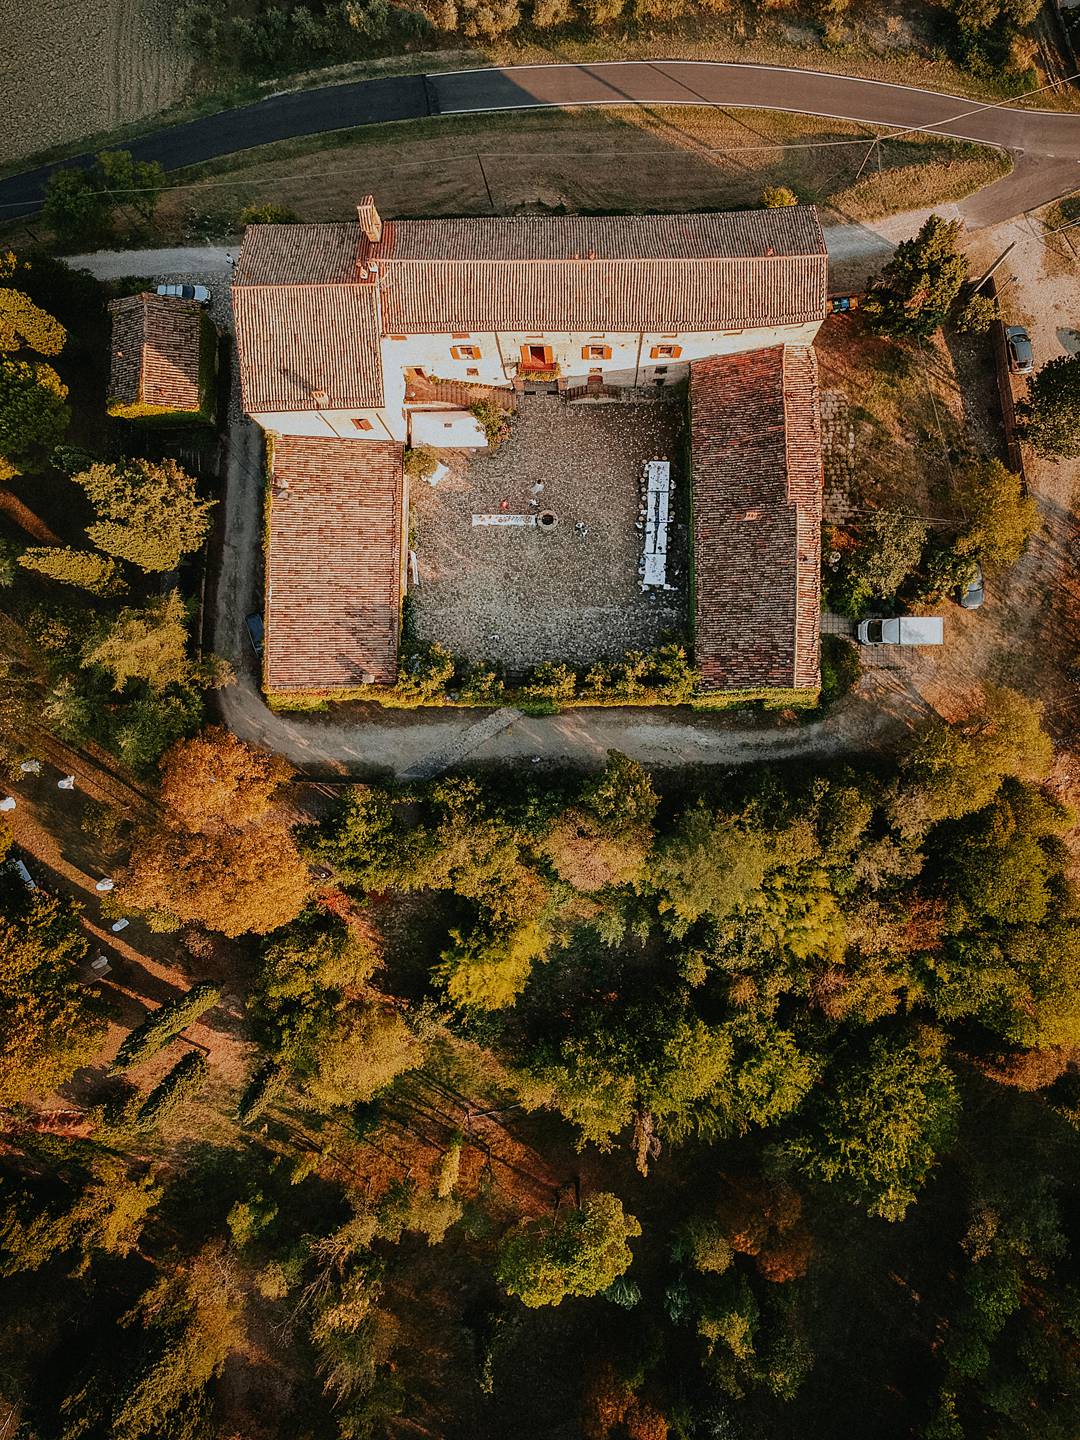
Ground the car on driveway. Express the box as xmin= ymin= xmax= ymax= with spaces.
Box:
xmin=156 ymin=283 xmax=211 ymax=304
xmin=958 ymin=563 xmax=984 ymax=609
xmin=857 ymin=616 xmax=944 ymax=646
xmin=1005 ymin=325 xmax=1034 ymax=375
xmin=245 ymin=613 xmax=265 ymax=658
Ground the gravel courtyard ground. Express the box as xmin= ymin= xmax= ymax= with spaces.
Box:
xmin=410 ymin=395 xmax=688 ymax=674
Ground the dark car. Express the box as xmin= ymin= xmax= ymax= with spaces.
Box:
xmin=1005 ymin=325 xmax=1034 ymax=375
xmin=958 ymin=563 xmax=985 ymax=610
xmin=245 ymin=614 xmax=265 ymax=658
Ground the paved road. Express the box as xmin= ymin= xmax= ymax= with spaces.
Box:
xmin=4 ymin=61 xmax=1079 ymax=225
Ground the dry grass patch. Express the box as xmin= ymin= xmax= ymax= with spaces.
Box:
xmin=154 ymin=106 xmax=1009 ymax=239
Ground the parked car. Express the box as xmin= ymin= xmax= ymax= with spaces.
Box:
xmin=245 ymin=613 xmax=265 ymax=658
xmin=156 ymin=283 xmax=211 ymax=304
xmin=1005 ymin=325 xmax=1034 ymax=375
xmin=857 ymin=617 xmax=944 ymax=646
xmin=958 ymin=563 xmax=985 ymax=610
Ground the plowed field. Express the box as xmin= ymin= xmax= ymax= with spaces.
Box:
xmin=1 ymin=0 xmax=191 ymax=166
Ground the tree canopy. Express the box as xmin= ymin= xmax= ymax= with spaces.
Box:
xmin=75 ymin=459 xmax=215 ymax=573
xmin=863 ymin=215 xmax=968 ymax=340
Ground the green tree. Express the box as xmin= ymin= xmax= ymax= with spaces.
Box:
xmin=1018 ymin=352 xmax=1080 ymax=457
xmin=136 ymin=1051 xmax=210 ymax=1129
xmin=96 ymin=150 xmax=167 ymax=227
xmin=650 ymin=804 xmax=780 ymax=934
xmin=18 ymin=546 xmax=125 ymax=596
xmin=891 ymin=685 xmax=1052 ymax=835
xmin=82 ymin=591 xmax=194 ymax=691
xmin=496 ymin=1192 xmax=640 ymax=1307
xmin=953 ymin=459 xmax=1039 ymax=572
xmin=0 ymin=884 xmax=105 ymax=1105
xmin=782 ymin=1027 xmax=960 ymax=1220
xmin=952 ymin=292 xmax=996 ymax=335
xmin=41 ymin=166 xmax=113 ymax=249
xmin=0 ymin=1155 xmax=162 ymax=1277
xmin=74 ymin=459 xmax=214 ymax=573
xmin=62 ymin=1243 xmax=244 ymax=1440
xmin=0 ymin=259 xmax=67 ymax=357
xmin=864 ymin=215 xmax=968 ymax=340
xmin=437 ymin=916 xmax=550 ymax=1010
xmin=113 ymin=981 xmax=221 ymax=1070
xmin=0 ymin=357 xmax=69 ymax=477
xmin=582 ymin=750 xmax=658 ymax=834
xmin=300 ymin=1003 xmax=422 ymax=1110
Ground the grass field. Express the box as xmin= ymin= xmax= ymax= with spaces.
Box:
xmin=147 ymin=106 xmax=1009 ymax=241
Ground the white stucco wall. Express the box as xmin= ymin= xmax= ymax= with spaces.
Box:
xmin=250 ymin=319 xmax=823 ymax=446
xmin=383 ymin=322 xmax=822 ymax=390
xmin=410 ymin=410 xmax=488 ymax=448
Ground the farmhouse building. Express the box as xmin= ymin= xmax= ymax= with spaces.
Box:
xmin=232 ymin=198 xmax=827 ymax=696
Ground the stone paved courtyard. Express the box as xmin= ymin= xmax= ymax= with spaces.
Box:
xmin=410 ymin=395 xmax=688 ymax=674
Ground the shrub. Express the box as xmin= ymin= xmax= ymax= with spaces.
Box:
xmin=396 ymin=643 xmax=456 ymax=702
xmin=458 ymin=665 xmax=506 ymax=705
xmin=829 ymin=512 xmax=928 ymax=617
xmin=522 ymin=662 xmax=578 ymax=704
xmin=113 ymin=982 xmax=221 ymax=1070
xmin=953 ymin=292 xmax=996 ymax=334
xmin=469 ymin=399 xmax=510 ymax=449
xmin=819 ymin=635 xmax=859 ymax=706
xmin=760 ymin=185 xmax=799 ymax=208
xmin=403 ymin=445 xmax=439 ymax=482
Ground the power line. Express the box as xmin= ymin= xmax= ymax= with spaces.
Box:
xmin=0 ymin=113 xmax=1017 ymax=212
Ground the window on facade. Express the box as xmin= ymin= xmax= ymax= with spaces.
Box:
xmin=451 ymin=344 xmax=481 ymax=360
xmin=582 ymin=344 xmax=612 ymax=360
xmin=389 ymin=334 xmax=407 ymax=341
xmin=351 ymin=417 xmax=374 ymax=431
xmin=655 ymin=365 xmax=669 ymax=375
xmin=650 ymin=344 xmax=682 ymax=360
xmin=451 ymin=331 xmax=470 ymax=339
xmin=589 ymin=367 xmax=603 ymax=376
xmin=467 ymin=367 xmax=479 ymax=376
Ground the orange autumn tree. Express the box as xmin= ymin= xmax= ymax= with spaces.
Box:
xmin=121 ymin=727 xmax=309 ymax=937
xmin=157 ymin=724 xmax=292 ymax=832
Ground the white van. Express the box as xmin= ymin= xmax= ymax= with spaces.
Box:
xmin=856 ymin=617 xmax=944 ymax=646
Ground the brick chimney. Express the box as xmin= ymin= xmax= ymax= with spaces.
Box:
xmin=357 ymin=195 xmax=382 ymax=244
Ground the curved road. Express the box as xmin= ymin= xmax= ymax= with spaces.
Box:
xmin=3 ymin=60 xmax=1079 ymax=226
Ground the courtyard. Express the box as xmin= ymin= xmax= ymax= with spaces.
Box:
xmin=409 ymin=395 xmax=688 ymax=675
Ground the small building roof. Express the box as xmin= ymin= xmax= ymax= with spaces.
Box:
xmin=690 ymin=345 xmax=822 ymax=692
xmin=107 ymin=292 xmax=204 ymax=412
xmin=265 ymin=436 xmax=403 ymax=692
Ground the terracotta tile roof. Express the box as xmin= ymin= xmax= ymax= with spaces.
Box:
xmin=234 ymin=223 xmax=363 ymax=286
xmin=107 ymin=293 xmax=203 ymax=411
xmin=375 ymin=208 xmax=827 ymax=262
xmin=266 ymin=436 xmax=403 ymax=691
xmin=690 ymin=345 xmax=822 ymax=692
xmin=233 ymin=284 xmax=384 ymax=414
xmin=232 ymin=209 xmax=828 ymax=400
